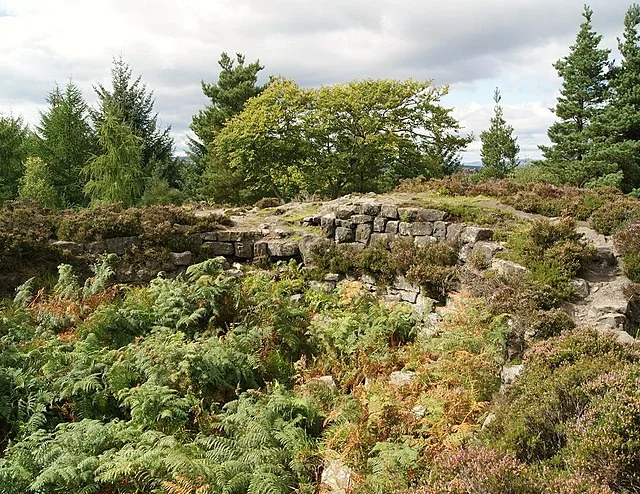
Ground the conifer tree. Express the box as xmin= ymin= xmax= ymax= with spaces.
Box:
xmin=83 ymin=105 xmax=144 ymax=206
xmin=18 ymin=156 xmax=60 ymax=209
xmin=36 ymin=82 xmax=96 ymax=205
xmin=539 ymin=5 xmax=611 ymax=185
xmin=480 ymin=87 xmax=520 ymax=178
xmin=0 ymin=115 xmax=31 ymax=201
xmin=587 ymin=4 xmax=640 ymax=191
xmin=92 ymin=58 xmax=174 ymax=183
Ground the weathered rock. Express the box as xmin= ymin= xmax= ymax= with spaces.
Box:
xmin=52 ymin=240 xmax=83 ymax=255
xmin=373 ymin=216 xmax=387 ymax=232
xmin=596 ymin=246 xmax=617 ymax=266
xmin=355 ymin=223 xmax=372 ymax=244
xmin=321 ymin=214 xmax=336 ymax=238
xmin=267 ymin=241 xmax=300 ymax=258
xmin=501 ymin=364 xmax=524 ymax=386
xmin=299 ymin=235 xmax=329 ymax=265
xmin=411 ymin=222 xmax=432 ymax=236
xmin=471 ymin=241 xmax=504 ymax=264
xmin=358 ymin=202 xmax=381 ymax=216
xmin=370 ymin=233 xmax=394 ymax=247
xmin=446 ymin=223 xmax=466 ymax=242
xmin=290 ymin=293 xmax=303 ymax=303
xmin=399 ymin=290 xmax=419 ymax=303
xmin=324 ymin=273 xmax=340 ymax=282
xmin=394 ymin=276 xmax=420 ymax=293
xmin=598 ymin=327 xmax=635 ymax=344
xmin=417 ymin=208 xmax=447 ymax=222
xmin=303 ymin=215 xmax=321 ymax=226
xmin=311 ymin=375 xmax=337 ymax=389
xmin=201 ymin=231 xmax=218 ymax=241
xmin=335 ymin=219 xmax=353 ymax=229
xmin=414 ymin=236 xmax=437 ymax=246
xmin=596 ymin=313 xmax=627 ymax=332
xmin=380 ymin=204 xmax=399 ymax=219
xmin=335 ymin=205 xmax=357 ymax=220
xmin=571 ymin=278 xmax=590 ymax=299
xmin=433 ymin=221 xmax=448 ymax=239
xmin=335 ymin=226 xmax=354 ymax=243
xmin=350 ymin=214 xmax=373 ymax=224
xmin=414 ymin=294 xmax=436 ymax=315
xmin=461 ymin=227 xmax=493 ymax=244
xmin=234 ymin=241 xmax=253 ymax=258
xmin=482 ymin=413 xmax=496 ymax=430
xmin=320 ymin=458 xmax=352 ymax=494
xmin=170 ymin=251 xmax=193 ymax=266
xmin=309 ymin=280 xmax=336 ymax=293
xmin=253 ymin=241 xmax=268 ymax=258
xmin=385 ymin=220 xmax=399 ymax=234
xmin=491 ymin=258 xmax=528 ymax=276
xmin=389 ymin=370 xmax=417 ymax=387
xmin=398 ymin=222 xmax=412 ymax=236
xmin=86 ymin=236 xmax=141 ymax=255
xmin=204 ymin=241 xmax=235 ymax=256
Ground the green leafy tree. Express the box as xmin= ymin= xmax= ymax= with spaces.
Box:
xmin=587 ymin=4 xmax=640 ymax=191
xmin=0 ymin=115 xmax=31 ymax=201
xmin=83 ymin=105 xmax=144 ymax=206
xmin=206 ymin=77 xmax=310 ymax=203
xmin=92 ymin=57 xmax=175 ymax=183
xmin=539 ymin=5 xmax=611 ymax=184
xmin=35 ymin=82 xmax=96 ymax=205
xmin=18 ymin=156 xmax=60 ymax=209
xmin=480 ymin=87 xmax=520 ymax=178
xmin=307 ymin=79 xmax=470 ymax=196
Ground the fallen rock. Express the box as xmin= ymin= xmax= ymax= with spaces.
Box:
xmin=320 ymin=457 xmax=352 ymax=494
xmin=571 ymin=278 xmax=590 ymax=299
xmin=491 ymin=258 xmax=528 ymax=276
xmin=461 ymin=227 xmax=493 ymax=244
xmin=170 ymin=251 xmax=193 ymax=266
xmin=389 ymin=370 xmax=417 ymax=387
xmin=501 ymin=364 xmax=524 ymax=387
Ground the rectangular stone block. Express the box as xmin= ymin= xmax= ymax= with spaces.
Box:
xmin=411 ymin=222 xmax=432 ymax=236
xmin=335 ymin=226 xmax=354 ymax=243
xmin=204 ymin=241 xmax=234 ymax=256
xmin=380 ymin=204 xmax=399 ymax=219
xmin=234 ymin=241 xmax=254 ymax=258
xmin=370 ymin=233 xmax=393 ymax=247
xmin=398 ymin=222 xmax=412 ymax=236
xmin=355 ymin=223 xmax=372 ymax=244
xmin=385 ymin=220 xmax=399 ymax=234
xmin=358 ymin=202 xmax=381 ymax=216
xmin=350 ymin=214 xmax=374 ymax=224
xmin=433 ymin=221 xmax=448 ymax=239
xmin=373 ymin=216 xmax=387 ymax=232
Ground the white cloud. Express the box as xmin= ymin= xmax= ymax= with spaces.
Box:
xmin=0 ymin=0 xmax=633 ymax=159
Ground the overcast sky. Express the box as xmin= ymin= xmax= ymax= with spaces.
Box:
xmin=0 ymin=0 xmax=635 ymax=162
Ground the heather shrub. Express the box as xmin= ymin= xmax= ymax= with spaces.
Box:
xmin=487 ymin=329 xmax=640 ymax=463
xmin=590 ymin=198 xmax=640 ymax=235
xmin=565 ymin=364 xmax=640 ymax=491
xmin=420 ymin=445 xmax=538 ymax=494
xmin=614 ymin=221 xmax=640 ymax=282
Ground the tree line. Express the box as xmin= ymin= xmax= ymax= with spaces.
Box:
xmin=1 ymin=3 xmax=639 ymax=208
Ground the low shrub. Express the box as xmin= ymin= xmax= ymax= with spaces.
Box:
xmin=565 ymin=364 xmax=640 ymax=491
xmin=614 ymin=221 xmax=640 ymax=282
xmin=255 ymin=197 xmax=282 ymax=209
xmin=590 ymin=198 xmax=640 ymax=235
xmin=486 ymin=328 xmax=640 ymax=463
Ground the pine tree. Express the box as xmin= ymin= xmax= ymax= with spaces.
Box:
xmin=92 ymin=58 xmax=175 ymax=183
xmin=18 ymin=156 xmax=60 ymax=209
xmin=539 ymin=5 xmax=611 ymax=185
xmin=185 ymin=53 xmax=264 ymax=197
xmin=83 ymin=104 xmax=144 ymax=206
xmin=479 ymin=87 xmax=520 ymax=178
xmin=35 ymin=82 xmax=96 ymax=205
xmin=0 ymin=115 xmax=31 ymax=201
xmin=587 ymin=4 xmax=640 ymax=191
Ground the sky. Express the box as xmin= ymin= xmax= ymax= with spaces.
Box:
xmin=0 ymin=0 xmax=635 ymax=163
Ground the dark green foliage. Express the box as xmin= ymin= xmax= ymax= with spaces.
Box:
xmin=507 ymin=218 xmax=596 ymax=305
xmin=83 ymin=104 xmax=145 ymax=206
xmin=586 ymin=4 xmax=640 ymax=191
xmin=35 ymin=82 xmax=96 ymax=205
xmin=539 ymin=6 xmax=612 ymax=185
xmin=0 ymin=114 xmax=31 ymax=201
xmin=188 ymin=52 xmax=264 ymax=181
xmin=479 ymin=88 xmax=520 ymax=178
